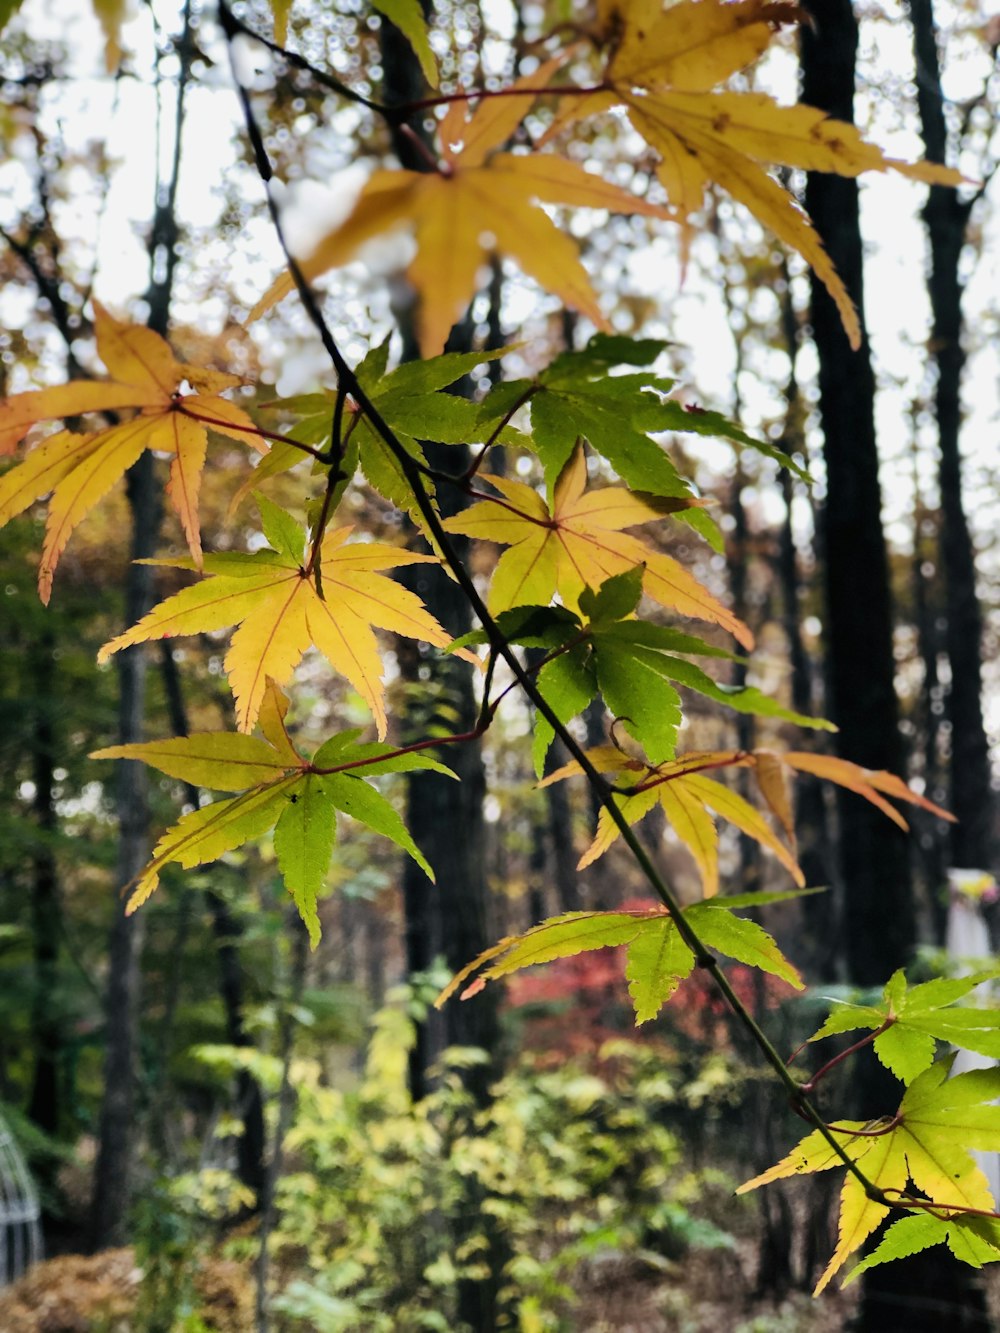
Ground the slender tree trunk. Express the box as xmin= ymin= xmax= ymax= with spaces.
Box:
xmin=380 ymin=12 xmax=500 ymax=1107
xmin=801 ymin=4 xmax=989 ymax=1324
xmin=800 ymin=0 xmax=914 ymax=984
xmin=380 ymin=17 xmax=504 ymax=1328
xmin=911 ymin=484 xmax=949 ymax=939
xmin=90 ymin=453 xmax=159 ymax=1250
xmin=908 ymin=0 xmax=993 ymax=873
xmin=28 ymin=626 xmax=60 ymax=1138
xmin=775 ymin=276 xmax=839 ymax=979
xmin=157 ymin=643 xmax=266 ymax=1209
xmin=91 ymin=2 xmax=194 ymax=1249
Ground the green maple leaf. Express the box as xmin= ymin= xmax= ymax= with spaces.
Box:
xmin=844 ymin=1211 xmax=1000 ymax=1285
xmin=460 ymin=567 xmax=830 ymax=773
xmin=234 ymin=343 xmax=512 ymax=528
xmin=739 ymin=1058 xmax=1000 ymax=1291
xmin=810 ymin=967 xmax=1000 ymax=1085
xmin=481 ymin=333 xmax=807 ymax=550
xmin=91 ymin=681 xmax=452 ymax=944
xmin=436 ymin=890 xmax=804 ymax=1022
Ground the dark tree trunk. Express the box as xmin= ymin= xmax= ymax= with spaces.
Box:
xmin=157 ymin=644 xmax=266 ymax=1209
xmin=801 ymin=4 xmax=989 ymax=1325
xmin=908 ymin=0 xmax=993 ymax=873
xmin=91 ymin=2 xmax=194 ymax=1249
xmin=379 ymin=16 xmax=501 ymax=1112
xmin=90 ymin=452 xmax=159 ymax=1251
xmin=911 ymin=488 xmax=949 ymax=940
xmin=28 ymin=627 xmax=60 ymax=1138
xmin=380 ymin=16 xmax=504 ymax=1329
xmin=800 ymin=0 xmax=914 ymax=984
xmin=775 ymin=277 xmax=839 ymax=979
xmin=543 ymin=747 xmax=582 ymax=915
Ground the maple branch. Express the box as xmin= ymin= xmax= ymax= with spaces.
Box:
xmin=797 ymin=1018 xmax=894 ymax=1095
xmin=216 ymin=3 xmax=383 ymax=114
xmin=224 ymin=16 xmax=893 ymax=1209
xmin=880 ymin=1193 xmax=1000 ymax=1223
xmin=463 ymin=383 xmax=538 ymax=482
xmin=616 ymin=752 xmax=753 ymax=796
xmin=389 ymin=81 xmax=608 ymax=118
xmin=310 ymin=726 xmax=487 ymax=777
xmin=397 ymin=122 xmax=444 ymax=174
xmin=825 ymin=1114 xmax=902 ymax=1138
xmin=305 ymin=380 xmax=348 ymax=592
xmin=178 ymin=403 xmax=332 ymax=461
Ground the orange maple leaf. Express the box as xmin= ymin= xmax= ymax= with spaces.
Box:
xmin=249 ymin=56 xmax=672 ymax=355
xmin=0 ymin=302 xmax=262 ymax=601
xmin=442 ymin=444 xmax=752 ymax=648
xmin=541 ymin=743 xmax=953 ymax=888
xmin=545 ymin=0 xmax=965 ymax=348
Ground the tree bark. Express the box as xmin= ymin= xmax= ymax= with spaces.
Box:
xmin=28 ymin=626 xmax=61 ymax=1138
xmin=908 ymin=0 xmax=993 ymax=873
xmin=91 ymin=1 xmax=195 ymax=1249
xmin=801 ymin=4 xmax=989 ymax=1324
xmin=378 ymin=18 xmax=505 ymax=1328
xmin=90 ymin=453 xmax=159 ymax=1251
xmin=800 ymin=0 xmax=914 ymax=984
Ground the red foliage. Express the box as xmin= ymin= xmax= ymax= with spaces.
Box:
xmin=505 ymin=898 xmax=796 ymax=1062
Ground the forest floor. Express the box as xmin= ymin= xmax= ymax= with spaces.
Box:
xmin=0 ymin=1242 xmax=860 ymax=1333
xmin=7 ymin=1239 xmax=1000 ymax=1330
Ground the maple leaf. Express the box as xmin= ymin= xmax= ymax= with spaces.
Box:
xmin=233 ymin=342 xmax=515 ymax=532
xmin=549 ymin=0 xmax=965 ymax=349
xmin=0 ymin=301 xmax=261 ymax=602
xmin=248 ymin=57 xmax=672 ymax=355
xmin=90 ymin=680 xmax=451 ymax=942
xmin=542 ymin=740 xmax=952 ymax=892
xmin=458 ymin=568 xmax=830 ymax=773
xmin=844 ymin=1212 xmax=1000 ymax=1286
xmin=97 ymin=495 xmax=463 ymax=736
xmin=443 ymin=444 xmax=753 ymax=647
xmin=485 ymin=331 xmax=807 ymax=507
xmin=738 ymin=1059 xmax=1000 ymax=1291
xmin=435 ymin=890 xmax=804 ymax=1022
xmin=809 ymin=967 xmax=1000 ymax=1086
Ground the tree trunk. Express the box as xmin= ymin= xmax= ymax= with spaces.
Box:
xmin=908 ymin=0 xmax=993 ymax=873
xmin=91 ymin=1 xmax=194 ymax=1249
xmin=27 ymin=626 xmax=60 ymax=1136
xmin=801 ymin=4 xmax=989 ymax=1324
xmin=800 ymin=0 xmax=914 ymax=984
xmin=91 ymin=453 xmax=159 ymax=1250
xmin=157 ymin=643 xmax=266 ymax=1210
xmin=380 ymin=16 xmax=504 ymax=1328
xmin=775 ymin=276 xmax=839 ymax=980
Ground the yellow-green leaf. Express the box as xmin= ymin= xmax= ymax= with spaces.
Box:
xmin=625 ymin=918 xmax=695 ymax=1023
xmin=90 ymin=733 xmax=300 ymax=791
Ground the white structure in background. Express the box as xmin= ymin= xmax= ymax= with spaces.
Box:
xmin=946 ymin=868 xmax=1000 ymax=1203
xmin=0 ymin=1113 xmax=42 ymax=1285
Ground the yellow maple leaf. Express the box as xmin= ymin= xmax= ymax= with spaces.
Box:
xmin=0 ymin=302 xmax=262 ymax=601
xmin=550 ymin=0 xmax=965 ymax=349
xmin=738 ymin=1060 xmax=1000 ymax=1291
xmin=442 ymin=444 xmax=752 ymax=647
xmin=541 ymin=742 xmax=953 ymax=889
xmin=97 ymin=503 xmax=461 ymax=736
xmin=543 ymin=747 xmax=802 ymax=889
xmin=249 ymin=56 xmax=671 ymax=355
